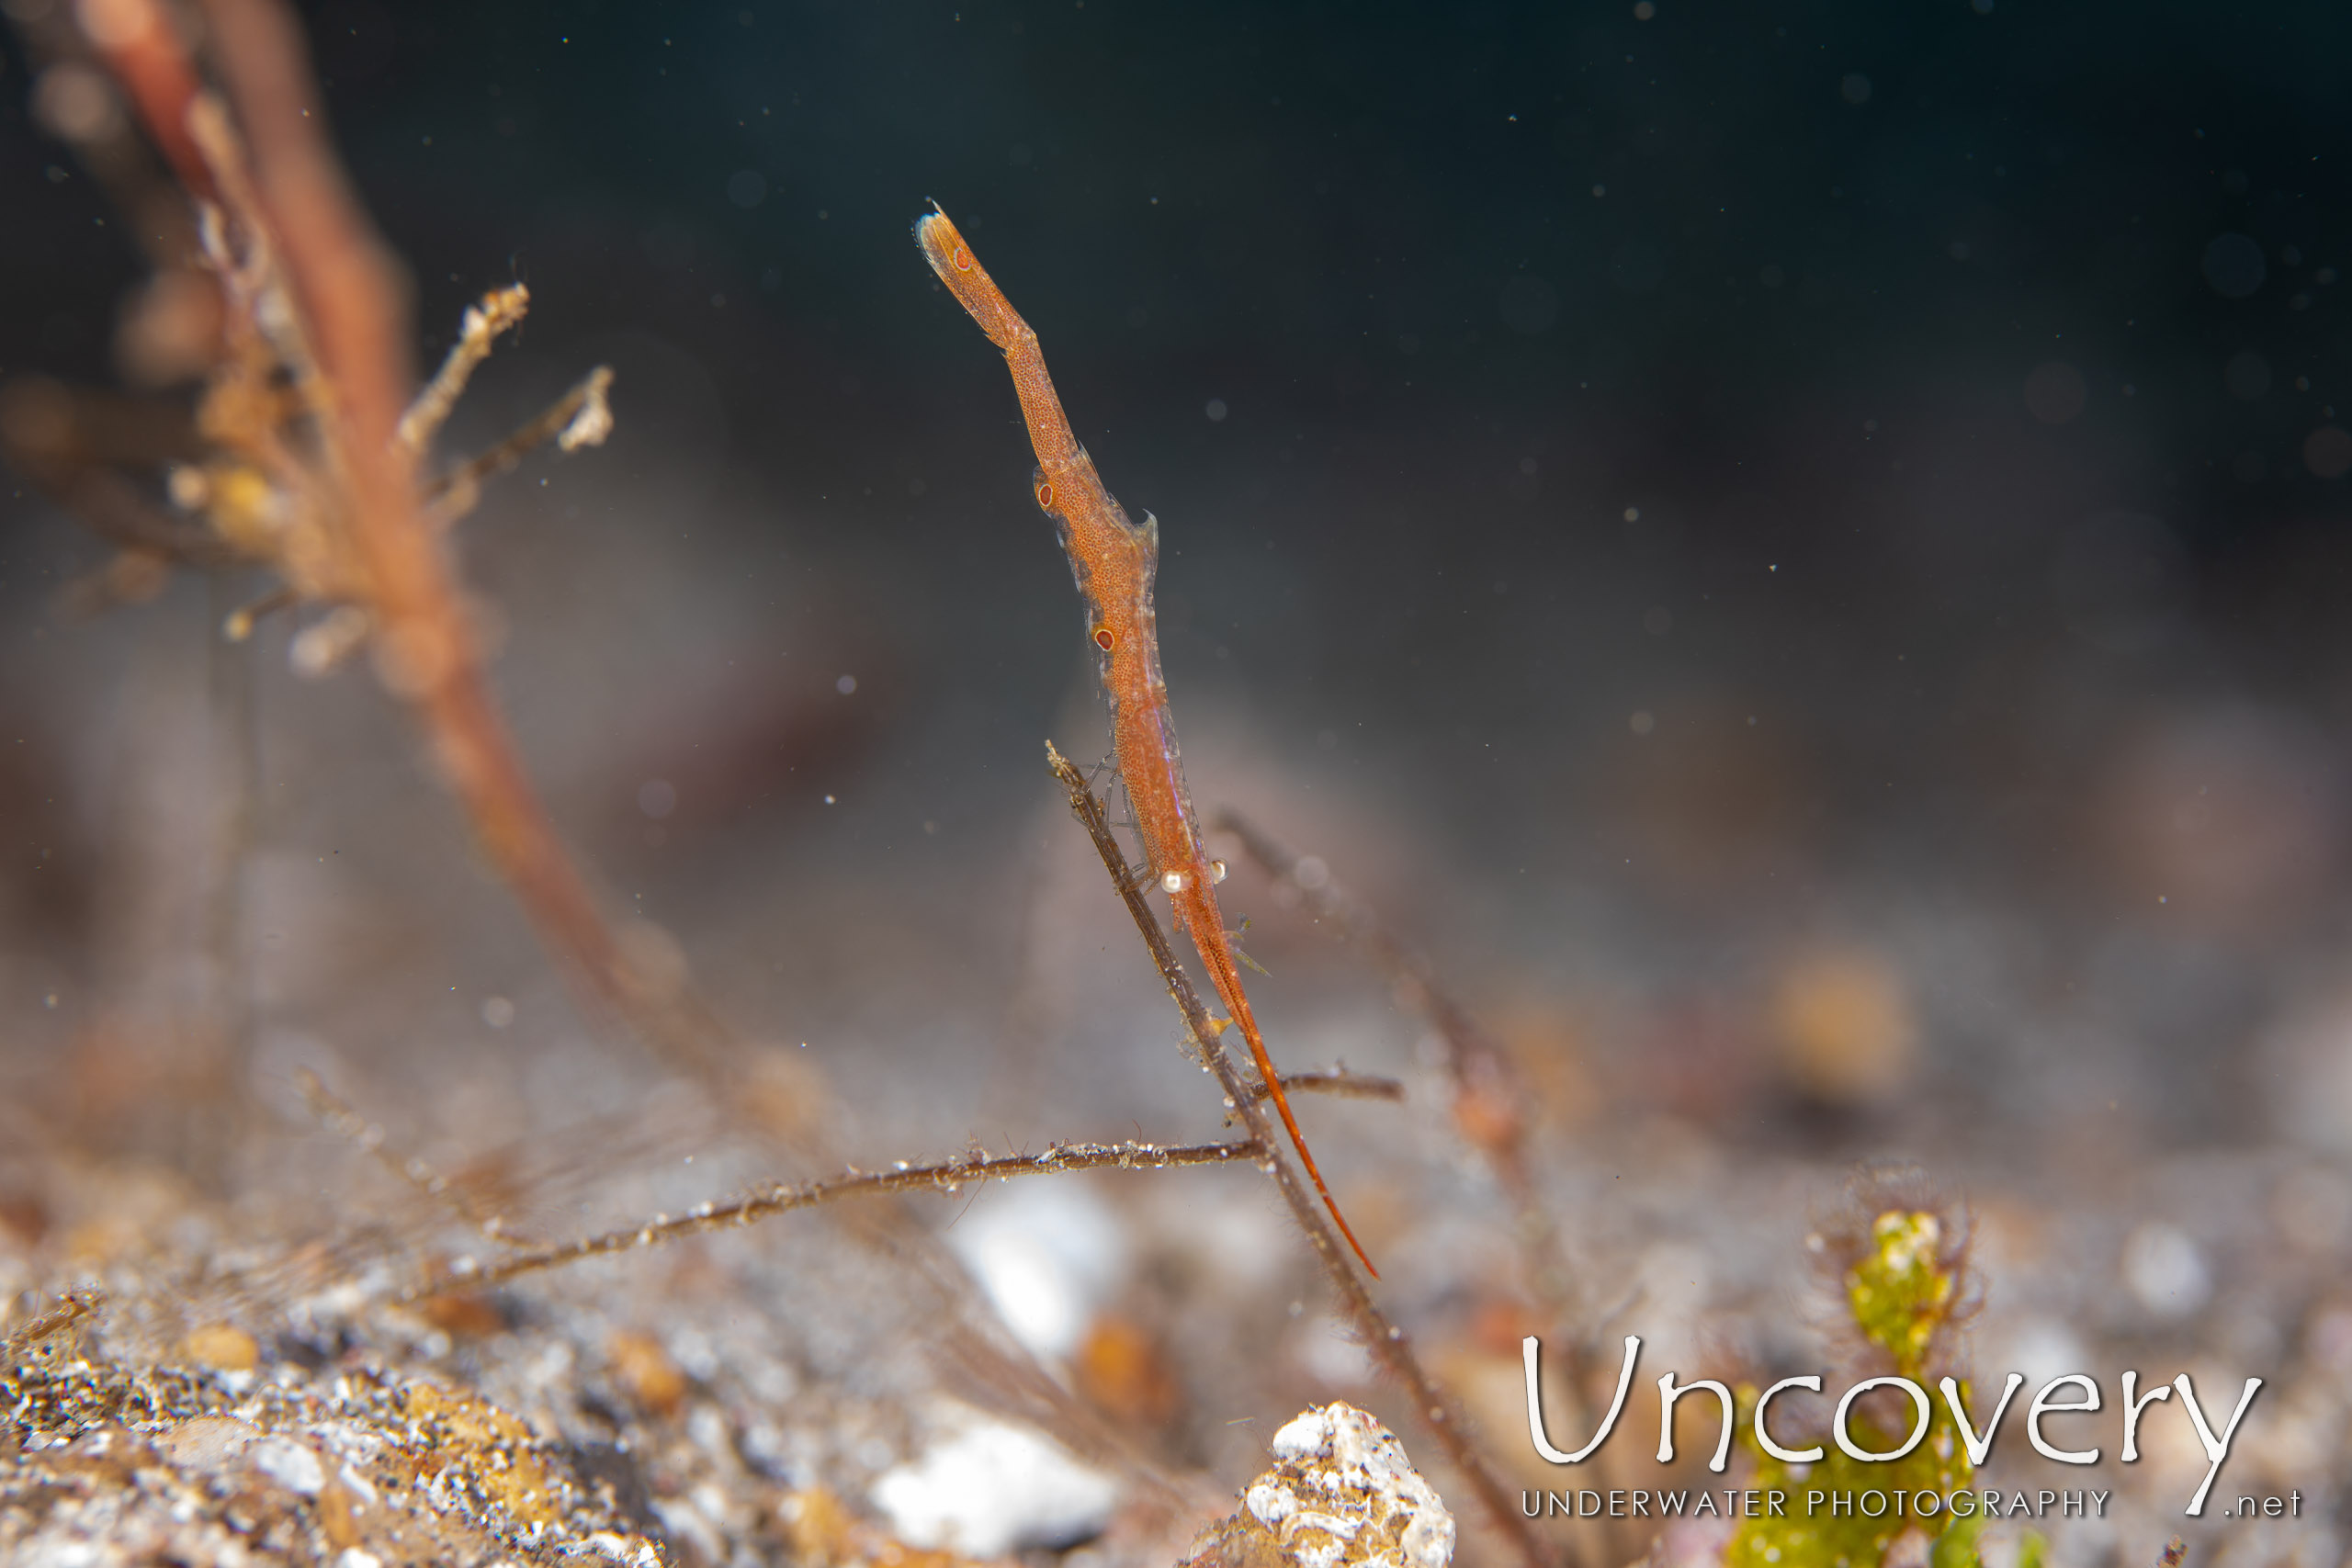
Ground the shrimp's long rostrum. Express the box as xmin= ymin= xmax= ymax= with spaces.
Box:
xmin=915 ymin=209 xmax=1376 ymax=1276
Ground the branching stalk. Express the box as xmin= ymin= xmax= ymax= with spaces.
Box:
xmin=399 ymin=283 xmax=530 ymax=455
xmin=401 ymin=1136 xmax=1265 ymax=1300
xmin=1253 ymin=1068 xmax=1407 ymax=1105
xmin=181 ymin=0 xmax=728 ymax=1077
xmin=424 ymin=365 xmax=616 ymax=529
xmin=297 ymin=1068 xmax=538 ymax=1248
xmin=1049 ymin=745 xmax=1553 ymax=1568
xmin=1214 ymin=809 xmax=1583 ymax=1329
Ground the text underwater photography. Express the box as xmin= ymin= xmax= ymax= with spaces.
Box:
xmin=5 ymin=2 xmax=2352 ymax=1568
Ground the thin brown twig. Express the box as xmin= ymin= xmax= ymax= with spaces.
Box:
xmin=1255 ymin=1068 xmax=1408 ymax=1105
xmin=399 ymin=283 xmax=531 ymax=455
xmin=221 ymin=584 xmax=296 ymax=641
xmin=51 ymin=465 xmax=243 ymax=567
xmin=424 ymin=365 xmax=616 ymax=528
xmin=69 ymin=0 xmax=215 ymax=203
xmin=0 ymin=380 xmax=241 ymax=568
xmin=1214 ymin=809 xmax=1580 ymax=1318
xmin=398 ymin=1136 xmax=1265 ymax=1301
xmin=296 ymin=1068 xmax=535 ymax=1248
xmin=6 ymin=3 xmax=202 ymax=285
xmin=308 ymin=1055 xmax=1386 ymax=1271
xmin=1048 ymin=744 xmax=1554 ymax=1568
xmin=1217 ymin=809 xmax=1629 ymax=1562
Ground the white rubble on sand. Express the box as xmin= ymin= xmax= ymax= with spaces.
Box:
xmin=944 ymin=1179 xmax=1130 ymax=1359
xmin=868 ymin=1400 xmax=1120 ymax=1557
xmin=1232 ymin=1403 xmax=1455 ymax=1568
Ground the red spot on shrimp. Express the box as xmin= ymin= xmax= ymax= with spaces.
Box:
xmin=1035 ymin=481 xmax=1055 ymax=509
xmin=1093 ymin=627 xmax=1115 ymax=651
xmin=953 ymin=245 xmax=973 ymax=272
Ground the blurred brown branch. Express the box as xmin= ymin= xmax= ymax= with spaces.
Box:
xmin=13 ymin=6 xmax=1217 ymax=1529
xmin=39 ymin=0 xmax=731 ymax=1079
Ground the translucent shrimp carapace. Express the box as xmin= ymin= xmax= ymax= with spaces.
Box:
xmin=915 ymin=207 xmax=1377 ymax=1277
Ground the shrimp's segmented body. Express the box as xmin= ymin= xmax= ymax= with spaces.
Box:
xmin=915 ymin=209 xmax=1375 ymax=1276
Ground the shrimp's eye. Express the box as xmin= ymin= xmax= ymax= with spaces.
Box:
xmin=1035 ymin=481 xmax=1055 ymax=509
xmin=1093 ymin=627 xmax=1115 ymax=652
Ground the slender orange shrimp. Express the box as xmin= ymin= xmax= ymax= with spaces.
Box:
xmin=915 ymin=208 xmax=1377 ymax=1277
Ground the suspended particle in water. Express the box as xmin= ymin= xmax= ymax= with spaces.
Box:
xmin=2223 ymin=350 xmax=2271 ymax=400
xmin=1499 ymin=275 xmax=1559 ymax=334
xmin=2203 ymin=233 xmax=2267 ymax=299
xmin=2024 ymin=361 xmax=2086 ymax=424
xmin=2304 ymin=426 xmax=2352 ymax=479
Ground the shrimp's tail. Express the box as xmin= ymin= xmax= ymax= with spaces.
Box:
xmin=1208 ymin=952 xmax=1379 ymax=1279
